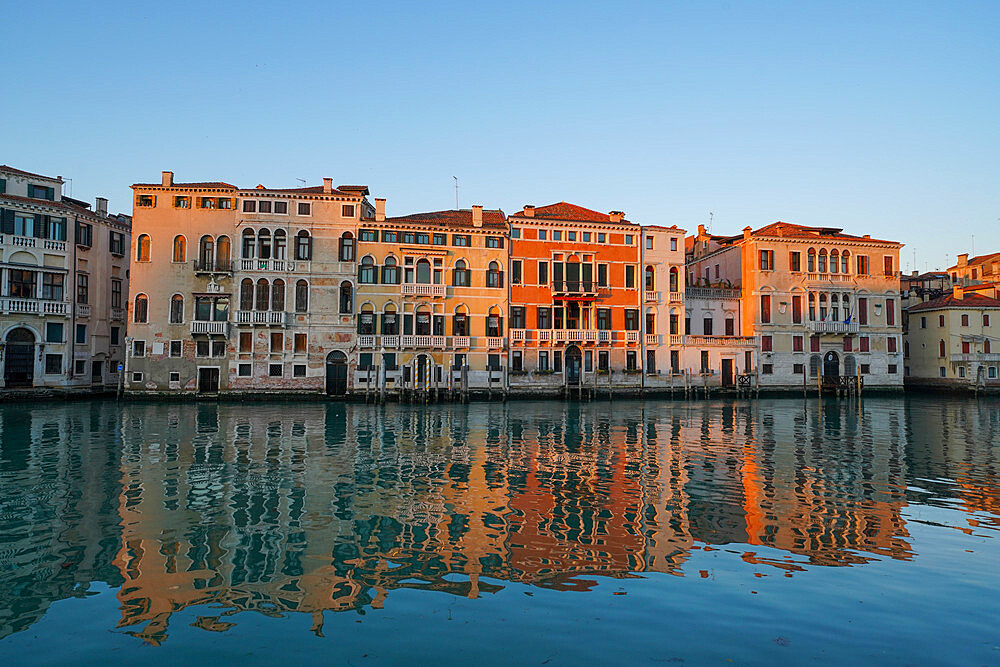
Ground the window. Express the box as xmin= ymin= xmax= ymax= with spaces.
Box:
xmin=133 ymin=193 xmax=155 ymax=207
xmin=818 ymin=250 xmax=828 ymax=273
xmin=486 ymin=236 xmax=503 ymax=248
xmin=131 ymin=372 xmax=143 ymax=383
xmin=985 ymin=314 xmax=991 ymax=327
xmin=269 ymin=332 xmax=284 ymax=353
xmin=700 ymin=351 xmax=710 ymax=373
xmin=510 ymin=306 xmax=526 ymax=329
xmin=553 ymin=231 xmax=562 ymax=241
xmin=174 ymin=196 xmax=191 ymax=208
xmin=939 ymin=314 xmax=945 ymax=327
xmin=293 ymin=364 xmax=306 ymax=377
xmin=212 ymin=340 xmax=226 ymax=357
xmin=297 ymin=202 xmax=311 ymax=216
xmin=381 ymin=257 xmax=400 ymax=284
xmin=920 ymin=316 xmax=927 ymax=329
xmin=295 ymin=231 xmax=312 ymax=260
xmin=888 ymin=336 xmax=897 ymax=353
xmin=200 ymin=197 xmax=215 ymax=209
xmin=792 ymin=295 xmax=802 ymax=323
xmin=169 ymin=295 xmax=184 ymax=323
xmin=860 ymin=336 xmax=870 ymax=352
xmin=567 ymin=231 xmax=577 ymax=242
xmin=269 ymin=363 xmax=283 ymax=377
xmin=670 ymin=313 xmax=679 ymax=335
xmin=170 ymin=340 xmax=182 ymax=357
xmin=598 ymin=350 xmax=610 ymax=372
xmin=453 ymin=260 xmax=470 ymax=287
xmin=339 ymin=282 xmax=353 ymax=314
xmin=295 ymin=280 xmax=309 ymax=312
xmin=625 ymin=265 xmax=635 ymax=288
xmin=42 ymin=273 xmax=64 ymax=300
xmin=646 ymin=236 xmax=653 ymax=249
xmin=242 ymin=200 xmax=257 ymax=213
xmin=624 ymin=309 xmax=639 ymax=330
xmin=45 ymin=354 xmax=62 ymax=375
xmin=169 ymin=372 xmax=181 ymax=384
xmin=511 ymin=260 xmax=522 ymax=285
xmin=884 ymin=256 xmax=894 ymax=276
xmin=76 ymin=221 xmax=93 ymax=248
xmin=359 ymin=256 xmax=377 ymax=283
xmin=487 ymin=261 xmax=503 ymax=288
xmin=886 ymin=299 xmax=895 ymax=326
xmin=136 ymin=234 xmax=150 ymax=261
xmin=452 ymin=234 xmax=470 ymax=247
xmin=843 ymin=337 xmax=852 ymax=352
xmin=961 ymin=314 xmax=969 ymax=327
xmin=703 ymin=317 xmax=713 ymax=335
xmin=132 ymin=339 xmax=145 ymax=357
xmin=789 ymin=252 xmax=801 ymax=272
xmin=488 ymin=354 xmax=501 ymax=371
xmin=626 ymin=351 xmax=638 ymax=371
xmin=75 ymin=274 xmax=88 ymax=304
xmin=46 ymin=322 xmax=64 ymax=343
xmin=538 ymin=230 xmax=547 ymax=240
xmin=761 ymin=335 xmax=772 ymax=352
xmin=196 ymin=340 xmax=210 ymax=357
xmin=760 ymin=294 xmax=771 ymax=323
xmin=109 ymin=231 xmax=126 ymax=255
xmin=536 ymin=307 xmax=552 ymax=330
xmin=860 ymin=364 xmax=871 ymax=374
xmin=359 ymin=229 xmax=376 ymax=242
xmin=538 ymin=261 xmax=549 ymax=285
xmin=625 ymin=234 xmax=634 ymax=245
xmin=382 ymin=230 xmax=397 ymax=242
xmin=293 ymin=333 xmax=307 ymax=353
xmin=342 ymin=204 xmax=355 ymax=218
xmin=857 ymin=255 xmax=870 ymax=275
xmin=339 ymin=232 xmax=355 ymax=261
xmin=793 ymin=363 xmax=804 ymax=375
xmin=538 ymin=351 xmax=550 ymax=371
xmin=858 ymin=297 xmax=868 ymax=325
xmin=134 ymin=294 xmax=148 ymax=323
xmin=762 ymin=364 xmax=774 ymax=375
xmin=793 ymin=335 xmax=803 ymax=352
xmin=759 ymin=249 xmax=774 ymax=271
xmin=511 ymin=350 xmax=523 ymax=372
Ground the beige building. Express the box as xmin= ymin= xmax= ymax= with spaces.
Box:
xmin=947 ymin=251 xmax=1000 ymax=285
xmin=1 ymin=164 xmax=130 ymax=392
xmin=687 ymin=221 xmax=904 ymax=391
xmin=904 ymin=285 xmax=1000 ymax=389
xmin=126 ymin=171 xmax=372 ymax=395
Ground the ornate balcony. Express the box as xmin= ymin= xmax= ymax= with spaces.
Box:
xmin=236 ymin=310 xmax=288 ymax=326
xmin=486 ymin=337 xmax=505 ymax=350
xmin=626 ymin=331 xmax=640 ymax=343
xmin=194 ymin=259 xmax=233 ymax=274
xmin=684 ymin=335 xmax=757 ymax=347
xmin=669 ymin=291 xmax=684 ymax=303
xmin=812 ymin=321 xmax=860 ymax=334
xmin=0 ymin=297 xmax=70 ymax=316
xmin=359 ymin=335 xmax=376 ymax=348
xmin=645 ymin=333 xmax=660 ymax=346
xmin=111 ymin=307 xmax=125 ymax=321
xmin=686 ymin=287 xmax=741 ymax=299
xmin=552 ymin=280 xmax=598 ymax=298
xmin=382 ymin=335 xmax=399 ymax=348
xmin=76 ymin=304 xmax=91 ymax=318
xmin=645 ymin=290 xmax=660 ymax=302
xmin=452 ymin=336 xmax=470 ymax=348
xmin=950 ymin=353 xmax=1000 ymax=363
xmin=190 ymin=320 xmax=228 ymax=335
xmin=401 ymin=283 xmax=446 ymax=297
xmin=239 ymin=258 xmax=295 ymax=272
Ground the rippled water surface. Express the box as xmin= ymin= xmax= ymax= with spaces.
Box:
xmin=1 ymin=396 xmax=999 ymax=664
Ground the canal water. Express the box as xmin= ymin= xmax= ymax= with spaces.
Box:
xmin=0 ymin=396 xmax=998 ymax=664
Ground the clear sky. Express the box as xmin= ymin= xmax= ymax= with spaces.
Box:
xmin=6 ymin=1 xmax=998 ymax=271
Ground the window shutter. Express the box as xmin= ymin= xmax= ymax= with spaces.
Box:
xmin=403 ymin=314 xmax=413 ymax=335
xmin=1 ymin=208 xmax=13 ymax=234
xmin=357 ymin=316 xmax=364 ymax=334
xmin=499 ymin=316 xmax=504 ymax=332
xmin=36 ymin=215 xmax=49 ymax=238
xmin=379 ymin=314 xmax=386 ymax=333
xmin=498 ymin=271 xmax=504 ymax=288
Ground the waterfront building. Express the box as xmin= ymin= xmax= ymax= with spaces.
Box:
xmin=947 ymin=251 xmax=1000 ymax=285
xmin=353 ymin=202 xmax=509 ymax=394
xmin=126 ymin=171 xmax=371 ymax=395
xmin=687 ymin=221 xmax=904 ymax=390
xmin=904 ymin=284 xmax=1000 ymax=389
xmin=1 ymin=165 xmax=130 ymax=392
xmin=506 ymin=203 xmax=644 ymax=394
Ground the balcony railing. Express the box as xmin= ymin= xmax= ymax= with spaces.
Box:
xmin=686 ymin=287 xmax=741 ymax=299
xmin=510 ymin=329 xmax=526 ymax=342
xmin=812 ymin=321 xmax=860 ymax=334
xmin=486 ymin=337 xmax=505 ymax=350
xmin=669 ymin=291 xmax=683 ymax=303
xmin=685 ymin=335 xmax=758 ymax=347
xmin=111 ymin=307 xmax=125 ymax=321
xmin=382 ymin=335 xmax=399 ymax=348
xmin=552 ymin=280 xmax=597 ymax=296
xmin=669 ymin=334 xmax=683 ymax=346
xmin=239 ymin=258 xmax=295 ymax=272
xmin=645 ymin=290 xmax=660 ymax=302
xmin=950 ymin=353 xmax=1000 ymax=363
xmin=190 ymin=320 xmax=228 ymax=335
xmin=76 ymin=304 xmax=91 ymax=318
xmin=452 ymin=336 xmax=470 ymax=348
xmin=359 ymin=335 xmax=376 ymax=348
xmin=0 ymin=297 xmax=70 ymax=316
xmin=401 ymin=284 xmax=446 ymax=297
xmin=236 ymin=310 xmax=288 ymax=326
xmin=598 ymin=330 xmax=611 ymax=344
xmin=194 ymin=259 xmax=233 ymax=273
xmin=626 ymin=331 xmax=640 ymax=343
xmin=645 ymin=333 xmax=659 ymax=346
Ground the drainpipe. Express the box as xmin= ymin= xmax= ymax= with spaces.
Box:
xmin=639 ymin=229 xmax=646 ymax=392
xmin=69 ymin=212 xmax=79 ymax=383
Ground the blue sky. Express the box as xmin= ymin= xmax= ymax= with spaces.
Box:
xmin=6 ymin=1 xmax=998 ymax=271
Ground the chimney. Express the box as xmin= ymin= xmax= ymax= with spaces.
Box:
xmin=523 ymin=205 xmax=535 ymax=218
xmin=609 ymin=210 xmax=624 ymax=223
xmin=743 ymin=226 xmax=752 ymax=240
xmin=953 ymin=284 xmax=964 ymax=300
xmin=957 ymin=253 xmax=969 ymax=267
xmin=698 ymin=224 xmax=706 ymax=237
xmin=323 ymin=178 xmax=333 ymax=194
xmin=375 ymin=198 xmax=386 ymax=222
xmin=95 ymin=197 xmax=108 ymax=216
xmin=162 ymin=171 xmax=173 ymax=187
xmin=472 ymin=205 xmax=483 ymax=228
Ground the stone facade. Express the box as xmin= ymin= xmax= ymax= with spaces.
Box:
xmin=1 ymin=165 xmax=130 ymax=393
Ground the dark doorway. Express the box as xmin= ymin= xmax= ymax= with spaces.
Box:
xmin=326 ymin=351 xmax=348 ymax=395
xmin=91 ymin=360 xmax=103 ymax=384
xmin=722 ymin=358 xmax=734 ymax=386
xmin=415 ymin=355 xmax=428 ymax=386
xmin=4 ymin=328 xmax=35 ymax=388
xmin=823 ymin=351 xmax=840 ymax=380
xmin=198 ymin=367 xmax=220 ymax=393
xmin=566 ymin=345 xmax=582 ymax=385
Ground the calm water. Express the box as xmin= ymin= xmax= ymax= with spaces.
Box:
xmin=0 ymin=396 xmax=999 ymax=665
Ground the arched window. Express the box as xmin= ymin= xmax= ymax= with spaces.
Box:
xmin=415 ymin=305 xmax=432 ymax=335
xmin=272 ymin=279 xmax=285 ymax=311
xmin=256 ymin=278 xmax=269 ymax=311
xmin=339 ymin=232 xmax=355 ymax=262
xmin=240 ymin=278 xmax=254 ymax=310
xmin=453 ymin=259 xmax=470 ymax=287
xmin=169 ymin=294 xmax=184 ymax=323
xmin=134 ymin=294 xmax=148 ymax=322
xmin=295 ymin=231 xmax=312 ymax=260
xmin=807 ymin=248 xmax=816 ymax=272
xmin=645 ymin=266 xmax=655 ymax=291
xmin=339 ymin=281 xmax=353 ymax=314
xmin=295 ymin=279 xmax=309 ymax=312
xmin=487 ymin=261 xmax=502 ymax=288
xmin=669 ymin=267 xmax=679 ymax=292
xmin=841 ymin=250 xmax=850 ymax=274
xmin=830 ymin=250 xmax=839 ymax=273
xmin=172 ymin=235 xmax=186 ymax=262
xmin=359 ymin=256 xmax=377 ymax=284
xmin=819 ymin=293 xmax=828 ymax=320
xmin=242 ymin=229 xmax=256 ymax=259
xmin=818 ymin=249 xmax=828 ymax=273
xmin=216 ymin=235 xmax=231 ymax=269
xmin=808 ymin=292 xmax=816 ymax=321
xmin=257 ymin=228 xmax=272 ymax=260
xmin=199 ymin=235 xmax=214 ymax=270
xmin=382 ymin=256 xmax=399 ymax=284
xmin=453 ymin=305 xmax=469 ymax=336
xmin=416 ymin=258 xmax=431 ymax=284
xmin=939 ymin=340 xmax=946 ymax=357
xmin=486 ymin=306 xmax=503 ymax=337
xmin=273 ymin=229 xmax=287 ymax=260
xmin=381 ymin=303 xmax=398 ymax=335
xmin=136 ymin=234 xmax=151 ymax=262
xmin=358 ymin=303 xmax=376 ymax=335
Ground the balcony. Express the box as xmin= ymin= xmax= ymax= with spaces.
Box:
xmin=812 ymin=321 xmax=860 ymax=334
xmin=626 ymin=331 xmax=640 ymax=344
xmin=669 ymin=334 xmax=683 ymax=346
xmin=645 ymin=333 xmax=660 ymax=346
xmin=598 ymin=330 xmax=611 ymax=344
xmin=686 ymin=287 xmax=741 ymax=299
xmin=685 ymin=335 xmax=757 ymax=347
xmin=236 ymin=310 xmax=288 ymax=326
xmin=401 ymin=283 xmax=446 ymax=297
xmin=452 ymin=336 xmax=470 ymax=348
xmin=190 ymin=320 xmax=228 ymax=335
xmin=645 ymin=290 xmax=660 ymax=302
xmin=359 ymin=335 xmax=376 ymax=348
xmin=239 ymin=258 xmax=295 ymax=272
xmin=76 ymin=304 xmax=91 ymax=318
xmin=552 ymin=280 xmax=598 ymax=298
xmin=669 ymin=291 xmax=683 ymax=303
xmin=0 ymin=297 xmax=70 ymax=316
xmin=950 ymin=353 xmax=1000 ymax=363
xmin=382 ymin=335 xmax=399 ymax=348
xmin=111 ymin=307 xmax=125 ymax=321
xmin=510 ymin=329 xmax=527 ymax=342
xmin=194 ymin=259 xmax=233 ymax=274
xmin=486 ymin=337 xmax=505 ymax=350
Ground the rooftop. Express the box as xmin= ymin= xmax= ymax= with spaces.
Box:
xmin=908 ymin=293 xmax=1000 ymax=312
xmin=748 ymin=221 xmax=900 ymax=245
xmin=0 ymin=165 xmax=62 ymax=182
xmin=382 ymin=208 xmax=506 ymax=230
xmin=511 ymin=202 xmax=633 ymax=225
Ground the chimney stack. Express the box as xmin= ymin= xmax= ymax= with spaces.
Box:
xmin=957 ymin=253 xmax=969 ymax=267
xmin=743 ymin=226 xmax=752 ymax=240
xmin=323 ymin=178 xmax=333 ymax=194
xmin=472 ymin=205 xmax=483 ymax=228
xmin=953 ymin=284 xmax=965 ymax=300
xmin=162 ymin=171 xmax=174 ymax=187
xmin=523 ymin=205 xmax=535 ymax=218
xmin=698 ymin=224 xmax=706 ymax=236
xmin=375 ymin=198 xmax=386 ymax=222
xmin=95 ymin=197 xmax=108 ymax=216
xmin=609 ymin=211 xmax=624 ymax=223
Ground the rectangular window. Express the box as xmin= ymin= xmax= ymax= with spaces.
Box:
xmin=342 ymin=204 xmax=355 ymax=218
xmin=789 ymin=252 xmax=801 ymax=272
xmin=884 ymin=256 xmax=894 ymax=276
xmin=703 ymin=317 xmax=713 ymax=335
xmin=553 ymin=230 xmax=562 ymax=241
xmin=583 ymin=232 xmax=591 ymax=242
xmin=218 ymin=198 xmax=233 ymax=210
xmin=857 ymin=255 xmax=870 ymax=275
xmin=511 ymin=350 xmax=523 ymax=372
xmin=293 ymin=364 xmax=306 ymax=377
xmin=568 ymin=231 xmax=577 ymax=242
xmin=270 ymin=332 xmax=283 ymax=353
xmin=416 ymin=233 xmax=430 ymax=245
xmin=170 ymin=340 xmax=182 ymax=357
xmin=961 ymin=314 xmax=969 ymax=326
xmin=538 ymin=261 xmax=549 ymax=285
xmin=488 ymin=354 xmax=501 ymax=371
xmin=131 ymin=372 xmax=143 ymax=383
xmin=597 ymin=264 xmax=608 ymax=287
xmin=861 ymin=363 xmax=871 ymax=374
xmin=132 ymin=340 xmax=145 ymax=357
xmin=239 ymin=332 xmax=252 ymax=353
xmin=793 ymin=363 xmax=804 ymax=375
xmin=272 ymin=201 xmax=286 ymax=214
xmin=761 ymin=335 xmax=772 ymax=352
xmin=359 ymin=229 xmax=376 ymax=242
xmin=553 ymin=351 xmax=562 ymax=372
xmin=624 ymin=309 xmax=639 ymax=330
xmin=109 ymin=231 xmax=125 ymax=255
xmin=625 ymin=265 xmax=635 ymax=288
xmin=759 ymin=249 xmax=774 ymax=271
xmin=76 ymin=324 xmax=87 ymax=344
xmin=382 ymin=230 xmax=397 ymax=242
xmin=212 ymin=340 xmax=226 ymax=357
xmin=169 ymin=372 xmax=181 ymax=384
xmin=887 ymin=336 xmax=897 ymax=353
xmin=886 ymin=299 xmax=895 ymax=326
xmin=888 ymin=364 xmax=898 ymax=374
xmin=860 ymin=336 xmax=870 ymax=352
xmin=510 ymin=306 xmax=525 ymax=329
xmin=538 ymin=351 xmax=549 ymax=371
xmin=76 ymin=274 xmax=88 ymax=304
xmin=585 ymin=350 xmax=593 ymax=372
xmin=598 ymin=350 xmax=609 ymax=372
xmin=762 ymin=364 xmax=774 ymax=375
xmin=258 ymin=200 xmax=272 ymax=213
xmin=199 ymin=197 xmax=215 ymax=209
xmin=196 ymin=340 xmax=210 ymax=357
xmin=760 ymin=294 xmax=771 ymax=323
xmin=858 ymin=298 xmax=868 ymax=325
xmin=294 ymin=333 xmax=307 ymax=353
xmin=511 ymin=260 xmax=522 ymax=285
xmin=238 ymin=363 xmax=252 ymax=376
xmin=297 ymin=202 xmax=311 ymax=216
xmin=486 ymin=236 xmax=502 ymax=248
xmin=243 ymin=200 xmax=257 ymax=213
xmin=792 ymin=295 xmax=802 ymax=323
xmin=538 ymin=229 xmax=547 ymax=240
xmin=793 ymin=335 xmax=803 ymax=352
xmin=843 ymin=337 xmax=852 ymax=352
xmin=269 ymin=363 xmax=283 ymax=377
xmin=42 ymin=273 xmax=64 ymax=301
xmin=75 ymin=222 xmax=92 ymax=248
xmin=46 ymin=322 xmax=64 ymax=343
xmin=45 ymin=354 xmax=62 ymax=375
xmin=359 ymin=353 xmax=373 ymax=370
xmin=452 ymin=234 xmax=470 ymax=246
xmin=626 ymin=350 xmax=637 ymax=371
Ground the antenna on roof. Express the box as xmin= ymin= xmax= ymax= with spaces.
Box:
xmin=453 ymin=176 xmax=459 ymax=210
xmin=296 ymin=178 xmax=306 ymax=187
xmin=708 ymin=211 xmax=713 ymax=233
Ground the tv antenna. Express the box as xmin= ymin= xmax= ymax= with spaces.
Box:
xmin=296 ymin=178 xmax=306 ymax=187
xmin=709 ymin=211 xmax=713 ymax=233
xmin=453 ymin=176 xmax=459 ymax=209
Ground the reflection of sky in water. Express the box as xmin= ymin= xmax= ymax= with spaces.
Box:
xmin=0 ymin=397 xmax=999 ymax=663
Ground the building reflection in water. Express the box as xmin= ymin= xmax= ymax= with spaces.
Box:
xmin=2 ymin=397 xmax=999 ymax=644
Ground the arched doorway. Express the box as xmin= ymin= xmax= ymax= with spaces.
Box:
xmin=415 ymin=354 xmax=429 ymax=386
xmin=566 ymin=345 xmax=582 ymax=385
xmin=325 ymin=351 xmax=348 ymax=396
xmin=823 ymin=351 xmax=840 ymax=381
xmin=4 ymin=328 xmax=36 ymax=388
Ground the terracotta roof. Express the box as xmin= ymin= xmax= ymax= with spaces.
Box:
xmin=511 ymin=202 xmax=632 ymax=224
xmin=908 ymin=293 xmax=1000 ymax=312
xmin=382 ymin=209 xmax=507 ymax=230
xmin=250 ymin=184 xmax=368 ymax=196
xmin=337 ymin=185 xmax=370 ymax=195
xmin=0 ymin=165 xmax=61 ymax=181
xmin=0 ymin=193 xmax=75 ymax=212
xmin=132 ymin=181 xmax=238 ymax=189
xmin=0 ymin=193 xmax=128 ymax=223
xmin=947 ymin=251 xmax=1000 ymax=271
xmin=750 ymin=221 xmax=900 ymax=245
xmin=643 ymin=224 xmax=686 ymax=232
